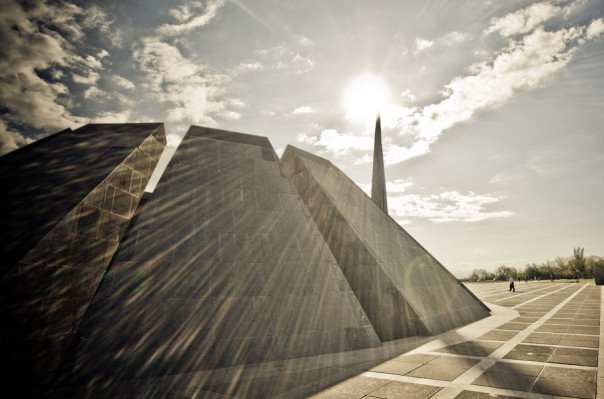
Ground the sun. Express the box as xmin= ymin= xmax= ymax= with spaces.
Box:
xmin=343 ymin=73 xmax=391 ymax=126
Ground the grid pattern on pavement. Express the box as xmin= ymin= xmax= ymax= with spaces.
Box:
xmin=311 ymin=282 xmax=601 ymax=399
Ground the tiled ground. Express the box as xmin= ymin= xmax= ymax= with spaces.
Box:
xmin=311 ymin=282 xmax=602 ymax=399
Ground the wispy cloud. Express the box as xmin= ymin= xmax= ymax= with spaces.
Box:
xmin=134 ymin=0 xmax=235 ymax=127
xmin=90 ymin=110 xmax=132 ymax=123
xmin=0 ymin=119 xmax=33 ymax=155
xmin=297 ymin=129 xmax=373 ymax=155
xmin=239 ymin=43 xmax=315 ymax=75
xmin=485 ymin=2 xmax=562 ymax=37
xmin=443 ymin=31 xmax=469 ymax=44
xmin=112 ymin=75 xmax=135 ymax=90
xmin=156 ymin=0 xmax=225 ymax=36
xmin=72 ymin=71 xmax=101 ymax=85
xmin=389 ymin=191 xmax=513 ymax=224
xmin=414 ymin=38 xmax=434 ymax=54
xmin=395 ymin=19 xmax=604 ymax=151
xmin=134 ymin=36 xmax=234 ymax=126
xmin=293 ymin=105 xmax=313 ymax=114
xmin=301 ymin=5 xmax=604 ymax=166
xmin=0 ymin=0 xmax=120 ymax=154
xmin=239 ymin=62 xmax=264 ymax=71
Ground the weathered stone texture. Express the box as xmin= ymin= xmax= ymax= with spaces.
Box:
xmin=0 ymin=123 xmax=165 ymax=393
xmin=55 ymin=126 xmax=380 ymax=389
xmin=281 ymin=145 xmax=490 ymax=340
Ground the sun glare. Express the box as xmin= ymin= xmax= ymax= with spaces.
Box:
xmin=343 ymin=74 xmax=391 ymax=126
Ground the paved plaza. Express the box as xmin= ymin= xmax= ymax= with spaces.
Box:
xmin=140 ymin=281 xmax=602 ymax=398
xmin=312 ymin=281 xmax=602 ymax=399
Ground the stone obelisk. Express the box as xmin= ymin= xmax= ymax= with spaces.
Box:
xmin=371 ymin=114 xmax=388 ymax=213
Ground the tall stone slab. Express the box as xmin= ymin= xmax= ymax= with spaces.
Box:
xmin=0 ymin=123 xmax=165 ymax=394
xmin=371 ymin=115 xmax=388 ymax=213
xmin=54 ymin=126 xmax=380 ymax=392
xmin=281 ymin=146 xmax=490 ymax=341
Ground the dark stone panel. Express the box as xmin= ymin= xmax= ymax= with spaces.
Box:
xmin=281 ymin=145 xmax=490 ymax=337
xmin=0 ymin=124 xmax=166 ymax=396
xmin=54 ymin=126 xmax=380 ymax=392
xmin=0 ymin=123 xmax=165 ymax=271
xmin=261 ymin=146 xmax=276 ymax=162
xmin=186 ymin=125 xmax=272 ymax=149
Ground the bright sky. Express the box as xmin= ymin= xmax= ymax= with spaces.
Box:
xmin=1 ymin=0 xmax=603 ymax=277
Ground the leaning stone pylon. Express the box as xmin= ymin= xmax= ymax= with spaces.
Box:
xmin=281 ymin=145 xmax=490 ymax=341
xmin=0 ymin=123 xmax=166 ymax=395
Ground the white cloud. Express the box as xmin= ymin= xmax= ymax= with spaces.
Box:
xmin=253 ymin=44 xmax=315 ymax=74
xmin=383 ymin=22 xmax=603 ymax=164
xmin=133 ymin=36 xmax=235 ymax=126
xmin=400 ymin=89 xmax=416 ymax=102
xmin=72 ymin=70 xmax=100 ymax=85
xmin=83 ymin=86 xmax=108 ymax=100
xmin=239 ymin=62 xmax=264 ymax=71
xmin=0 ymin=0 xmax=119 ymax=149
xmin=90 ymin=110 xmax=132 ymax=123
xmin=156 ymin=0 xmax=224 ymax=36
xmin=485 ymin=2 xmax=561 ymax=37
xmin=389 ymin=190 xmax=513 ymax=224
xmin=298 ymin=36 xmax=314 ymax=46
xmin=227 ymin=98 xmax=245 ymax=108
xmin=293 ymin=105 xmax=313 ymax=114
xmin=356 ymin=179 xmax=413 ymax=196
xmin=586 ymin=18 xmax=604 ymax=39
xmin=0 ymin=119 xmax=33 ymax=155
xmin=443 ymin=31 xmax=469 ymax=44
xmin=297 ymin=129 xmax=373 ymax=155
xmin=83 ymin=86 xmax=134 ymax=106
xmin=414 ymin=38 xmax=434 ymax=53
xmin=298 ymin=14 xmax=602 ymax=167
xmin=112 ymin=75 xmax=136 ymax=90
xmin=168 ymin=1 xmax=203 ymax=22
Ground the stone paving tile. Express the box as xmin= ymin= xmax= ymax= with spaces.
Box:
xmin=477 ymin=330 xmax=519 ymax=342
xmin=434 ymin=340 xmax=502 ymax=356
xmin=329 ymin=375 xmax=390 ymax=396
xmin=575 ymin=319 xmax=600 ymax=326
xmin=472 ymin=371 xmax=535 ymax=391
xmin=308 ymin=389 xmax=362 ymax=399
xmin=365 ymin=381 xmax=441 ymax=398
xmin=510 ymin=317 xmax=540 ymax=323
xmin=522 ymin=332 xmax=563 ymax=345
xmin=393 ymin=354 xmax=439 ymax=364
xmin=535 ymin=324 xmax=569 ymax=333
xmin=369 ymin=359 xmax=422 ymax=375
xmin=568 ymin=325 xmax=600 ymax=335
xmin=428 ymin=356 xmax=481 ymax=368
xmin=487 ymin=362 xmax=543 ymax=376
xmin=531 ymin=376 xmax=596 ymax=398
xmin=560 ymin=334 xmax=599 ymax=348
xmin=454 ymin=391 xmax=522 ymax=399
xmin=543 ymin=318 xmax=571 ymax=325
xmin=503 ymin=344 xmax=556 ymax=362
xmin=316 ymin=283 xmax=600 ymax=399
xmin=545 ymin=317 xmax=574 ymax=323
xmin=496 ymin=322 xmax=530 ymax=331
xmin=406 ymin=356 xmax=480 ymax=382
xmin=548 ymin=346 xmax=598 ymax=366
xmin=541 ymin=365 xmax=597 ymax=382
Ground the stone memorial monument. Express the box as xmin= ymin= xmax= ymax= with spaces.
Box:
xmin=1 ymin=122 xmax=489 ymax=397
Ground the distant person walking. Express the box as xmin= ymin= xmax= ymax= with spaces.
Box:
xmin=509 ymin=276 xmax=515 ymax=292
